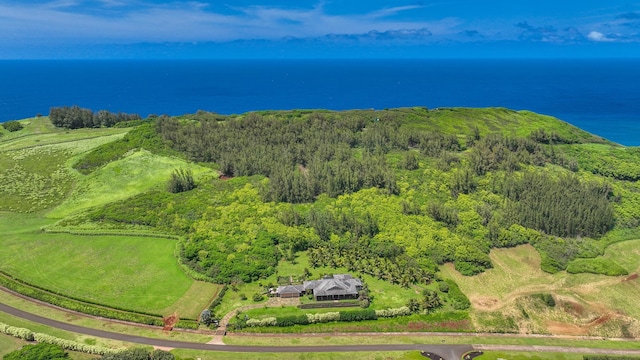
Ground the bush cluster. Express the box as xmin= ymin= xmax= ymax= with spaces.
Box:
xmin=3 ymin=343 xmax=68 ymax=360
xmin=246 ymin=317 xmax=277 ymax=327
xmin=306 ymin=312 xmax=340 ymax=323
xmin=2 ymin=120 xmax=24 ymax=132
xmin=445 ymin=279 xmax=471 ymax=310
xmin=339 ymin=308 xmax=377 ymax=322
xmin=375 ymin=306 xmax=412 ymax=318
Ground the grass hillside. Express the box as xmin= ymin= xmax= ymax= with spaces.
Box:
xmin=0 ymin=108 xmax=638 ymax=338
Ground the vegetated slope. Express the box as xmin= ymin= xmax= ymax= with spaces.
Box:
xmin=0 ymin=118 xmax=218 ymax=318
xmin=53 ymin=107 xmax=640 ymax=288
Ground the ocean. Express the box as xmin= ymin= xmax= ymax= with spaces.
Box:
xmin=1 ymin=59 xmax=639 ymax=145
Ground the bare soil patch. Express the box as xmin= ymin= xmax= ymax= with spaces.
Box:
xmin=163 ymin=313 xmax=179 ymax=331
xmin=472 ymin=297 xmax=500 ymax=311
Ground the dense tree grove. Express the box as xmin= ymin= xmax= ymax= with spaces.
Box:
xmin=49 ymin=106 xmax=140 ymax=129
xmin=495 ymin=172 xmax=615 ymax=238
xmin=155 ymin=112 xmax=459 ymax=202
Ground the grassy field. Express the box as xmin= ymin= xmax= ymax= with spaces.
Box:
xmin=0 ymin=117 xmax=128 ymax=152
xmin=0 ymin=212 xmax=218 ymax=317
xmin=48 ymin=149 xmax=216 ymax=219
xmin=475 ymin=351 xmax=583 ymax=360
xmin=171 ymin=349 xmax=426 ymax=360
xmin=223 ymin=333 xmax=640 ymax=350
xmin=440 ymin=242 xmax=640 ymax=337
xmin=396 ymin=107 xmax=604 ymax=144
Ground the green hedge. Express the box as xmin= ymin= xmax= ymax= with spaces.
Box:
xmin=275 ymin=315 xmax=309 ymax=327
xmin=339 ymin=308 xmax=377 ymax=322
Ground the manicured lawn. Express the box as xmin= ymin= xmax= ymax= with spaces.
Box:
xmin=0 ymin=214 xmax=217 ymax=317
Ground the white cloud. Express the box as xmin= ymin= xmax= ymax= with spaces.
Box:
xmin=0 ymin=1 xmax=460 ymax=45
xmin=587 ymin=31 xmax=613 ymax=42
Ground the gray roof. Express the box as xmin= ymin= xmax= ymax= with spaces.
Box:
xmin=303 ymin=274 xmax=362 ymax=297
xmin=276 ymin=285 xmax=304 ymax=295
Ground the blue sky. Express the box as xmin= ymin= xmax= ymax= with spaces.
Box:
xmin=2 ymin=0 xmax=640 ymax=58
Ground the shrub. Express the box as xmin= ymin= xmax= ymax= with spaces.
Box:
xmin=246 ymin=317 xmax=277 ymax=327
xmin=3 ymin=343 xmax=68 ymax=360
xmin=375 ymin=306 xmax=412 ymax=318
xmin=2 ymin=120 xmax=24 ymax=132
xmin=445 ymin=279 xmax=470 ymax=310
xmin=339 ymin=308 xmax=377 ymax=322
xmin=306 ymin=312 xmax=340 ymax=323
xmin=167 ymin=168 xmax=196 ymax=193
xmin=531 ymin=293 xmax=556 ymax=307
xmin=252 ymin=293 xmax=264 ymax=302
xmin=438 ymin=281 xmax=450 ymax=293
xmin=567 ymin=258 xmax=629 ymax=276
xmin=275 ymin=315 xmax=309 ymax=327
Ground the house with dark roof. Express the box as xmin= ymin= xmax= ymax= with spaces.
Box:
xmin=275 ymin=284 xmax=305 ymax=298
xmin=275 ymin=274 xmax=363 ymax=301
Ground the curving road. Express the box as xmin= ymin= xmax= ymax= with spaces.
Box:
xmin=4 ymin=302 xmax=640 ymax=359
xmin=0 ymin=302 xmax=471 ymax=357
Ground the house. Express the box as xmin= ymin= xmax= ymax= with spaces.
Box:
xmin=275 ymin=274 xmax=363 ymax=301
xmin=275 ymin=285 xmax=305 ymax=298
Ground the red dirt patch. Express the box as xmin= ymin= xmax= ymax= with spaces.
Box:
xmin=547 ymin=321 xmax=588 ymax=336
xmin=624 ymin=273 xmax=638 ymax=282
xmin=219 ymin=174 xmax=232 ymax=180
xmin=163 ymin=313 xmax=179 ymax=331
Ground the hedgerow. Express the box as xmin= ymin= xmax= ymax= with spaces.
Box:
xmin=0 ymin=322 xmax=118 ymax=355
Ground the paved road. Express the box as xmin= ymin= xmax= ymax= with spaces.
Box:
xmin=0 ymin=302 xmax=472 ymax=358
xmin=4 ymin=301 xmax=640 ymax=359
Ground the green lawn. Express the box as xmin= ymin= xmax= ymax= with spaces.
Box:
xmin=171 ymin=349 xmax=425 ymax=360
xmin=0 ymin=213 xmax=217 ymax=317
xmin=476 ymin=351 xmax=583 ymax=360
xmin=0 ymin=333 xmax=26 ymax=357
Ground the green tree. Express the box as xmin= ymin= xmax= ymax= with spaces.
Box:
xmin=167 ymin=168 xmax=196 ymax=193
xmin=2 ymin=120 xmax=24 ymax=132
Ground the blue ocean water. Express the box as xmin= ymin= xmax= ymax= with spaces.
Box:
xmin=1 ymin=59 xmax=639 ymax=145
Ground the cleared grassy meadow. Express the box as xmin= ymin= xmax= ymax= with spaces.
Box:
xmin=48 ymin=148 xmax=215 ymax=219
xmin=441 ymin=242 xmax=640 ymax=336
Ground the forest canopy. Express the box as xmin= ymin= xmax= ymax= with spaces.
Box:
xmin=65 ymin=108 xmax=632 ymax=283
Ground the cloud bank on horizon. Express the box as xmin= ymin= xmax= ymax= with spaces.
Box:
xmin=2 ymin=0 xmax=640 ymax=58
